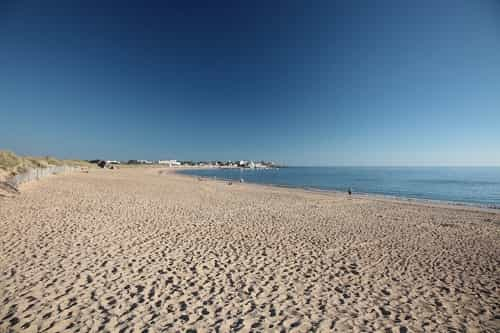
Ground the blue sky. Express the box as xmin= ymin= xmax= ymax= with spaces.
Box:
xmin=1 ymin=0 xmax=499 ymax=166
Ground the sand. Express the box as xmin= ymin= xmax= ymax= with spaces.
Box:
xmin=1 ymin=167 xmax=499 ymax=332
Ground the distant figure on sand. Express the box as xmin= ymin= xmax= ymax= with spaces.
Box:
xmin=348 ymin=187 xmax=352 ymax=196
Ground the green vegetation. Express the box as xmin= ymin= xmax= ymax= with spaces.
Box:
xmin=0 ymin=150 xmax=92 ymax=176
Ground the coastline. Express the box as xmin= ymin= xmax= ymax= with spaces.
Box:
xmin=1 ymin=167 xmax=499 ymax=332
xmin=172 ymin=167 xmax=500 ymax=215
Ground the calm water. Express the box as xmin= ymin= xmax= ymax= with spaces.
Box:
xmin=180 ymin=167 xmax=500 ymax=208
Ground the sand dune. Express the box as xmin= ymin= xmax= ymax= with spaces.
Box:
xmin=1 ymin=168 xmax=499 ymax=332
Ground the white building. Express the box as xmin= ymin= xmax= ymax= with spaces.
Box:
xmin=158 ymin=159 xmax=181 ymax=167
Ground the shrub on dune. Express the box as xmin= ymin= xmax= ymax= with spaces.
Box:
xmin=0 ymin=150 xmax=92 ymax=177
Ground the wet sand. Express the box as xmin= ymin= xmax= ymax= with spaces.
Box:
xmin=1 ymin=167 xmax=499 ymax=332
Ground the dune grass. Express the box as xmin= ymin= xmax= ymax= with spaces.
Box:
xmin=0 ymin=150 xmax=92 ymax=176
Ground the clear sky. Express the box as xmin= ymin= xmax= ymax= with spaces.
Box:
xmin=1 ymin=0 xmax=499 ymax=166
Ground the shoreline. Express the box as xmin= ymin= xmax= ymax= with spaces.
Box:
xmin=2 ymin=167 xmax=499 ymax=332
xmin=172 ymin=167 xmax=500 ymax=215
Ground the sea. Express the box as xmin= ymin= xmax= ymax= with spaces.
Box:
xmin=180 ymin=167 xmax=500 ymax=208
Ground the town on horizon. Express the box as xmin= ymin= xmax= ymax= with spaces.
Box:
xmin=90 ymin=159 xmax=281 ymax=169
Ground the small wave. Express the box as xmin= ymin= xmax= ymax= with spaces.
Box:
xmin=411 ymin=179 xmax=499 ymax=186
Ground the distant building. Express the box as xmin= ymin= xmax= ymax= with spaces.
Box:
xmin=128 ymin=160 xmax=153 ymax=164
xmin=158 ymin=160 xmax=181 ymax=167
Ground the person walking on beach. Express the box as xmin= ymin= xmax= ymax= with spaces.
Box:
xmin=348 ymin=187 xmax=352 ymax=196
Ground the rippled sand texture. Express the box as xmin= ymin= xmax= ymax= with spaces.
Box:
xmin=1 ymin=168 xmax=499 ymax=332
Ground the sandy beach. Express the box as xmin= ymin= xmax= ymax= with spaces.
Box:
xmin=1 ymin=167 xmax=499 ymax=332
